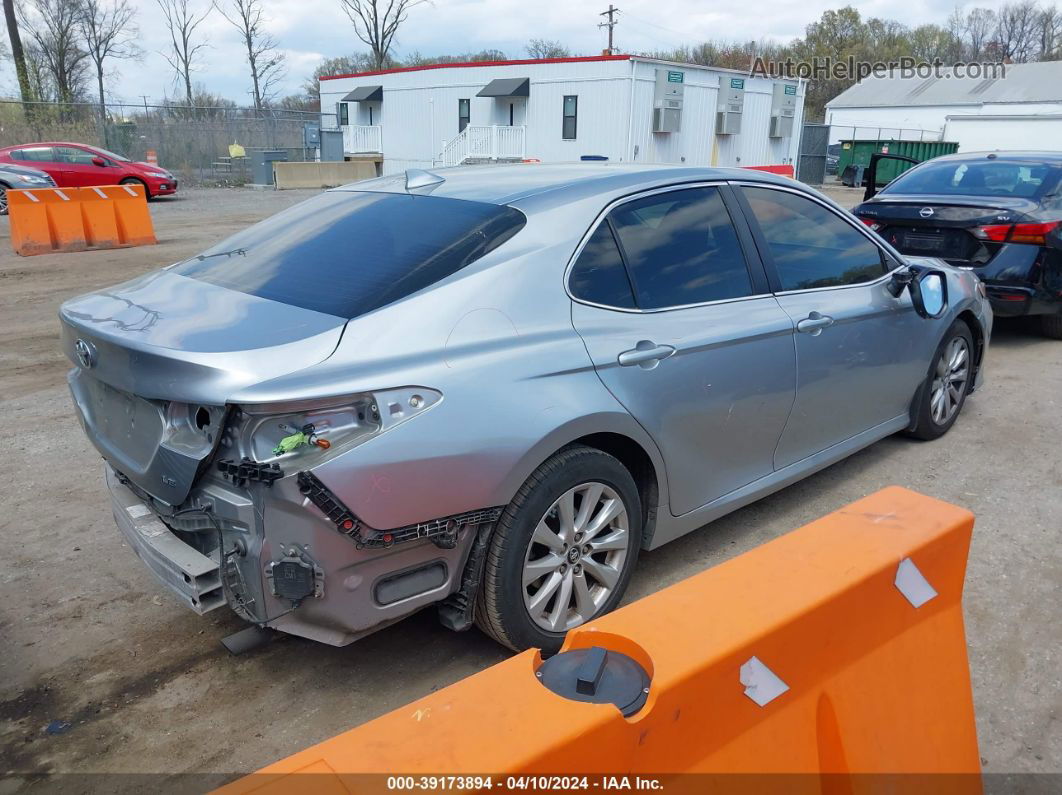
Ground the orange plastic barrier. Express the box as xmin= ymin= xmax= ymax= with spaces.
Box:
xmin=8 ymin=184 xmax=156 ymax=256
xmin=217 ymin=487 xmax=979 ymax=793
xmin=742 ymin=163 xmax=796 ymax=178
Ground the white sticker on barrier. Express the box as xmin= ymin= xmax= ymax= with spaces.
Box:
xmin=740 ymin=655 xmax=790 ymax=707
xmin=53 ymin=189 xmax=70 ymax=201
xmin=92 ymin=187 xmax=107 ymax=198
xmin=122 ymin=185 xmax=138 ymax=196
xmin=25 ymin=192 xmax=40 ymax=203
xmin=894 ymin=557 xmax=938 ymax=608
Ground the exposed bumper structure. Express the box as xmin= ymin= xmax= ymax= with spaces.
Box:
xmin=109 ymin=468 xmax=225 ymax=614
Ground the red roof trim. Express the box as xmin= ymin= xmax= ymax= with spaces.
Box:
xmin=320 ymin=54 xmax=631 ymax=82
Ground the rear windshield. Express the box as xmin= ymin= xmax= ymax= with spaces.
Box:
xmin=172 ymin=191 xmax=526 ymax=318
xmin=882 ymin=159 xmax=1060 ymax=199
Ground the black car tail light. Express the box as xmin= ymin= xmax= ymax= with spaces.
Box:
xmin=973 ymin=221 xmax=1060 ymax=245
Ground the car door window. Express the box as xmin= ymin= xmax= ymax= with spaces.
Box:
xmin=14 ymin=147 xmax=57 ymax=163
xmin=569 ymin=222 xmax=636 ymax=308
xmin=743 ymin=186 xmax=887 ymax=291
xmin=607 ymin=187 xmax=753 ymax=310
xmin=57 ymin=146 xmax=99 ymax=165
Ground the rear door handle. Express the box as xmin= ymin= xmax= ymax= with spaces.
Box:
xmin=617 ymin=341 xmax=676 ymax=369
xmin=796 ymin=312 xmax=835 ymax=335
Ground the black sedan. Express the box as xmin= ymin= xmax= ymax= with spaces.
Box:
xmin=853 ymin=152 xmax=1062 ymax=339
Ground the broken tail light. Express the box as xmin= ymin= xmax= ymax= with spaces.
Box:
xmin=232 ymin=387 xmax=442 ymax=465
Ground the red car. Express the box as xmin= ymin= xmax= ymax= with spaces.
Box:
xmin=0 ymin=142 xmax=177 ymax=198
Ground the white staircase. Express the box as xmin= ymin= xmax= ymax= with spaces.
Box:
xmin=438 ymin=125 xmax=526 ymax=167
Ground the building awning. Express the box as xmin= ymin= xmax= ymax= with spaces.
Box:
xmin=477 ymin=78 xmax=530 ymax=98
xmin=342 ymin=85 xmax=383 ymax=102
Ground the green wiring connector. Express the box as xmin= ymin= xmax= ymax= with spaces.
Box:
xmin=273 ymin=431 xmax=310 ymax=456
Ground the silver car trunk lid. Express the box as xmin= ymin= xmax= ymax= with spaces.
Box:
xmin=60 ymin=270 xmax=347 ymax=504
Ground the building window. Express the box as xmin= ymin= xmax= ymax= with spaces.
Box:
xmin=562 ymin=95 xmax=577 ymax=140
xmin=337 ymin=102 xmax=349 ymax=126
xmin=458 ymin=98 xmax=470 ymax=132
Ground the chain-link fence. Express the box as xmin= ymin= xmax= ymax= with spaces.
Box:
xmin=0 ymin=100 xmax=322 ymax=186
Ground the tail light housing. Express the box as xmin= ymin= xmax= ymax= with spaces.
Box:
xmin=859 ymin=217 xmax=882 ymax=232
xmin=973 ymin=221 xmax=1060 ymax=246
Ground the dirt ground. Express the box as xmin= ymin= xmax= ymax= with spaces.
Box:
xmin=0 ymin=186 xmax=1059 ymax=788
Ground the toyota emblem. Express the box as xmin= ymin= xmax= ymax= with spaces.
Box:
xmin=919 ymin=207 xmax=935 ymax=218
xmin=74 ymin=338 xmax=97 ymax=369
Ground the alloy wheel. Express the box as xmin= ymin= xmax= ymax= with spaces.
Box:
xmin=521 ymin=481 xmax=630 ymax=632
xmin=930 ymin=336 xmax=970 ymax=425
xmin=0 ymin=187 xmax=7 ymax=215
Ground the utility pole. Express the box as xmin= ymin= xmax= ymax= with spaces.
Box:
xmin=599 ymin=5 xmax=619 ymax=55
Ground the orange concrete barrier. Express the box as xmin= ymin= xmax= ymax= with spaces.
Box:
xmin=8 ymin=184 xmax=156 ymax=256
xmin=217 ymin=487 xmax=979 ymax=794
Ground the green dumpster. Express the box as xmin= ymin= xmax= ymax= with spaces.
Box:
xmin=836 ymin=139 xmax=959 ymax=186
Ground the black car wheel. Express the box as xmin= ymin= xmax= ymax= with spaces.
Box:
xmin=475 ymin=445 xmax=641 ymax=653
xmin=1041 ymin=315 xmax=1062 ymax=340
xmin=0 ymin=184 xmax=8 ymax=216
xmin=907 ymin=321 xmax=974 ymax=440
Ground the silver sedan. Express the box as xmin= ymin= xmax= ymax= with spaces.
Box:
xmin=60 ymin=164 xmax=992 ymax=652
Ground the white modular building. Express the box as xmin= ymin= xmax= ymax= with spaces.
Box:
xmin=825 ymin=61 xmax=1062 ymax=151
xmin=318 ymin=55 xmax=805 ymax=176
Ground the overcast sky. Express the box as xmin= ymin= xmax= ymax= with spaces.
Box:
xmin=2 ymin=0 xmax=975 ymax=106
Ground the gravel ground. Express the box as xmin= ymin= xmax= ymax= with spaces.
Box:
xmin=0 ymin=184 xmax=1058 ymax=788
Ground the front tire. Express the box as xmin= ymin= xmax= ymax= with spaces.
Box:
xmin=475 ymin=445 xmax=642 ymax=653
xmin=0 ymin=184 xmax=8 ymax=216
xmin=907 ymin=321 xmax=974 ymax=441
xmin=120 ymin=177 xmax=151 ymax=199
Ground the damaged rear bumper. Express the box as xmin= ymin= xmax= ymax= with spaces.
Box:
xmin=104 ymin=463 xmax=491 ymax=647
xmin=109 ymin=468 xmax=225 ymax=614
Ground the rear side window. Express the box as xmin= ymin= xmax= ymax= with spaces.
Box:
xmin=742 ymin=186 xmax=886 ymax=291
xmin=610 ymin=187 xmax=752 ymax=309
xmin=173 ymin=191 xmax=526 ymax=319
xmin=13 ymin=147 xmax=55 ymax=162
xmin=569 ymin=223 xmax=635 ymax=308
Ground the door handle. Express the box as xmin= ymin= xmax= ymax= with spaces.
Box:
xmin=796 ymin=312 xmax=835 ymax=335
xmin=617 ymin=341 xmax=676 ymax=369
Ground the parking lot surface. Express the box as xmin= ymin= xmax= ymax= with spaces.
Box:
xmin=0 ymin=186 xmax=1059 ymax=784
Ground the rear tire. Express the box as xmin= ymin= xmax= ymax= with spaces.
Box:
xmin=120 ymin=177 xmax=151 ymax=199
xmin=1041 ymin=314 xmax=1062 ymax=340
xmin=0 ymin=184 xmax=8 ymax=216
xmin=907 ymin=321 xmax=974 ymax=441
xmin=475 ymin=445 xmax=642 ymax=653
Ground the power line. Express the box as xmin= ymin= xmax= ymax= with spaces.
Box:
xmin=599 ymin=5 xmax=619 ymax=55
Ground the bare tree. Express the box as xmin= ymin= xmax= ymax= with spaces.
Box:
xmin=526 ymin=38 xmax=570 ymax=59
xmin=79 ymin=0 xmax=140 ymax=121
xmin=962 ymin=8 xmax=998 ymax=59
xmin=4 ymin=0 xmax=36 ymax=106
xmin=993 ymin=1 xmax=1040 ymax=61
xmin=19 ymin=0 xmax=90 ymax=104
xmin=1036 ymin=5 xmax=1062 ymax=59
xmin=214 ymin=0 xmax=285 ymax=109
xmin=337 ymin=0 xmax=429 ymax=70
xmin=156 ymin=0 xmax=211 ymax=105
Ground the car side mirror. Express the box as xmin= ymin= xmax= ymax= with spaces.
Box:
xmin=91 ymin=157 xmax=106 ymax=167
xmin=889 ymin=265 xmax=948 ymax=319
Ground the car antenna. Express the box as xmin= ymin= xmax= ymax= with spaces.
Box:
xmin=405 ymin=168 xmax=445 ymax=192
